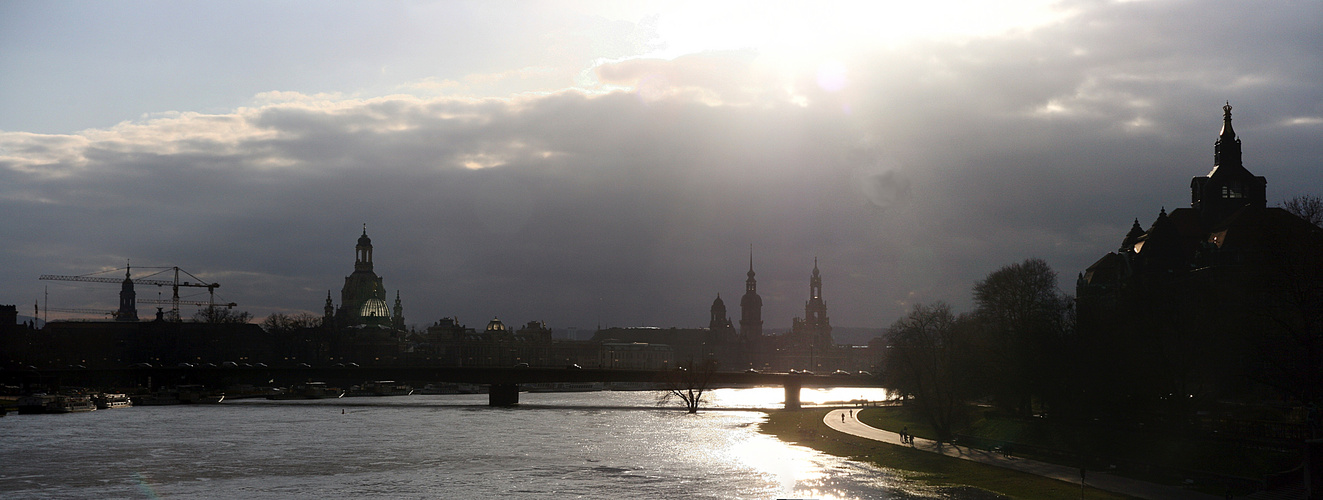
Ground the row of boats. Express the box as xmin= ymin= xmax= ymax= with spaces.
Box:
xmin=266 ymin=381 xmax=419 ymax=399
xmin=263 ymin=381 xmax=627 ymax=399
xmin=8 ymin=380 xmax=649 ymax=412
xmin=15 ymin=393 xmax=132 ymax=414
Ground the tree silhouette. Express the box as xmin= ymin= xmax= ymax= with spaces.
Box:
xmin=972 ymin=258 xmax=1073 ymax=416
xmin=1282 ymin=194 xmax=1323 ymax=228
xmin=192 ymin=306 xmax=252 ymax=324
xmin=657 ymin=359 xmax=717 ymax=413
xmin=260 ymin=312 xmax=323 ymax=333
xmin=880 ymin=302 xmax=977 ymax=441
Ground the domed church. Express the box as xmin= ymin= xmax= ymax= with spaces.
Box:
xmin=324 ymin=226 xmax=405 ymax=331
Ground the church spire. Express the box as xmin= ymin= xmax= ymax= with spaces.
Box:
xmin=1219 ymin=101 xmax=1236 ymax=141
xmin=392 ymin=290 xmax=404 ymax=330
xmin=116 ymin=263 xmax=138 ymax=322
xmin=1213 ymin=101 xmax=1242 ymax=169
xmin=747 ymin=245 xmax=755 ymax=278
xmin=324 ymin=290 xmax=335 ymax=320
xmin=739 ymin=245 xmax=763 ymax=340
xmin=1190 ymin=102 xmax=1265 ymax=226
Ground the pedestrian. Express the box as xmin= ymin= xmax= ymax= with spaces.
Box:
xmin=848 ymin=410 xmax=853 ymax=418
xmin=842 ymin=413 xmax=845 ymax=422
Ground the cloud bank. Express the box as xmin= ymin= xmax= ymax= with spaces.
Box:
xmin=2 ymin=1 xmax=1321 ymax=332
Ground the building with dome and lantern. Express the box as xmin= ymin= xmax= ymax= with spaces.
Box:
xmin=320 ymin=226 xmax=408 ymax=362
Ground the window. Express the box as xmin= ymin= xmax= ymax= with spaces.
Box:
xmin=1221 ymin=184 xmax=1244 ymax=199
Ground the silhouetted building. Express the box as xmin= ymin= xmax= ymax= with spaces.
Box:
xmin=709 ymin=294 xmax=733 ymax=332
xmin=768 ymin=260 xmax=847 ymax=372
xmin=116 ymin=269 xmax=138 ymax=322
xmin=318 ymin=227 xmax=408 ymax=363
xmin=0 ymin=304 xmax=17 ymax=334
xmin=1076 ymin=103 xmax=1323 ymax=405
xmin=791 ymin=259 xmax=833 ymax=352
xmin=600 ymin=342 xmax=673 ymax=369
xmin=3 ymin=319 xmax=273 ymax=370
xmin=329 ymin=226 xmax=404 ymax=330
xmin=739 ymin=251 xmax=764 ymax=340
xmin=412 ymin=316 xmax=591 ymax=368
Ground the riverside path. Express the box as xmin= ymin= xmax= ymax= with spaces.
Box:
xmin=823 ymin=409 xmax=1222 ymax=500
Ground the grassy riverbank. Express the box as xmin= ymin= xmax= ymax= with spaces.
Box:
xmin=760 ymin=408 xmax=1137 ymax=500
xmin=855 ymin=404 xmax=1289 ymax=496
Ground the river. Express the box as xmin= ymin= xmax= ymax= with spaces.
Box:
xmin=2 ymin=387 xmax=994 ymax=499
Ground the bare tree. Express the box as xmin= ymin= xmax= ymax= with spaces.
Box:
xmin=192 ymin=306 xmax=252 ymax=324
xmin=261 ymin=312 xmax=323 ymax=333
xmin=657 ymin=359 xmax=717 ymax=413
xmin=1282 ymin=194 xmax=1323 ymax=227
xmin=880 ymin=302 xmax=976 ymax=441
xmin=972 ymin=258 xmax=1073 ymax=416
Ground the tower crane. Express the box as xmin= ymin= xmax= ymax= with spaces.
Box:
xmin=43 ymin=307 xmax=117 ymax=318
xmin=39 ymin=266 xmax=228 ymax=321
xmin=139 ymin=298 xmax=237 ymax=309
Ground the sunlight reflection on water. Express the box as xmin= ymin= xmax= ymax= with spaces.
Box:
xmin=707 ymin=386 xmax=893 ymax=409
xmin=3 ymin=388 xmax=968 ymax=499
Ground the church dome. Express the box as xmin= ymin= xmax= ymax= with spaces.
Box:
xmin=485 ymin=317 xmax=507 ymax=332
xmin=358 ymin=232 xmax=372 ymax=247
xmin=359 ymin=298 xmax=390 ymax=318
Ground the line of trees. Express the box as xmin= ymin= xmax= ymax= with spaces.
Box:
xmin=879 ymin=258 xmax=1075 ymax=439
xmin=880 ymin=208 xmax=1321 ymax=437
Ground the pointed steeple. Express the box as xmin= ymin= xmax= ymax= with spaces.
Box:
xmin=1213 ymin=101 xmax=1242 ymax=169
xmin=1219 ymin=101 xmax=1236 ymax=141
xmin=116 ymin=263 xmax=138 ymax=322
xmin=739 ymin=245 xmax=763 ymax=339
xmin=747 ymin=245 xmax=756 ymax=279
xmin=806 ymin=259 xmax=826 ymax=320
xmin=1190 ymin=103 xmax=1266 ymax=226
xmin=392 ymin=290 xmax=404 ymax=330
xmin=809 ymin=257 xmax=822 ymax=300
xmin=324 ymin=290 xmax=335 ymax=320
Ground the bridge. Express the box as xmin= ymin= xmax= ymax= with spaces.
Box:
xmin=3 ymin=366 xmax=884 ymax=408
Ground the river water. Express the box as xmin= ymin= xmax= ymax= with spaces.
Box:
xmin=2 ymin=387 xmax=995 ymax=499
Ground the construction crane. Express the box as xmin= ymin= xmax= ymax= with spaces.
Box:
xmin=43 ymin=306 xmax=117 ymax=318
xmin=39 ymin=266 xmax=228 ymax=321
xmin=139 ymin=298 xmax=236 ymax=309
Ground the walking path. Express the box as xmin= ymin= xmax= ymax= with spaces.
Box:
xmin=823 ymin=409 xmax=1222 ymax=500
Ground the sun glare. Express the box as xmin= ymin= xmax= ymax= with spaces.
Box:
xmin=640 ymin=0 xmax=1069 ymax=61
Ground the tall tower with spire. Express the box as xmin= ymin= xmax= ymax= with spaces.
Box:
xmin=324 ymin=291 xmax=335 ymax=323
xmin=796 ymin=259 xmax=832 ymax=349
xmin=1190 ymin=102 xmax=1267 ymax=226
xmin=115 ymin=267 xmax=138 ymax=322
xmin=738 ymin=248 xmax=763 ymax=340
xmin=392 ymin=291 xmax=405 ymax=331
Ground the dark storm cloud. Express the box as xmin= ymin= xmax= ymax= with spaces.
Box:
xmin=2 ymin=0 xmax=1320 ymax=331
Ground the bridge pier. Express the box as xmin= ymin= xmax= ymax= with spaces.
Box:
xmin=489 ymin=383 xmax=519 ymax=406
xmin=784 ymin=378 xmax=801 ymax=410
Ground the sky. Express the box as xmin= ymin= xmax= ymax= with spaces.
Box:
xmin=2 ymin=0 xmax=1321 ymax=333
